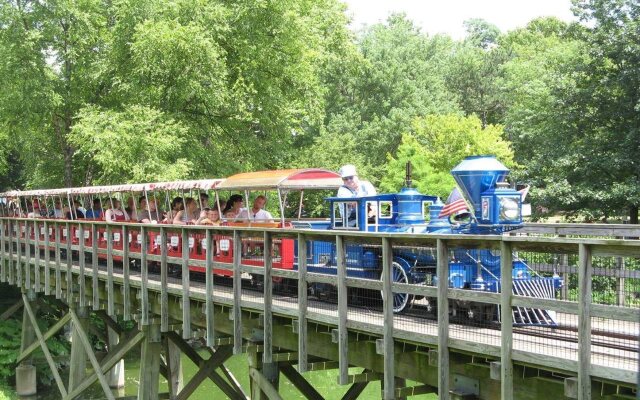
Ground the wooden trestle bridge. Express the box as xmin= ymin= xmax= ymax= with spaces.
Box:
xmin=0 ymin=218 xmax=638 ymax=400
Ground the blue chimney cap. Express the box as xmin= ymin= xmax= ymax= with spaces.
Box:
xmin=451 ymin=156 xmax=509 ymax=211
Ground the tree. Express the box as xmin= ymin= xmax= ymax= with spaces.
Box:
xmin=0 ymin=0 xmax=352 ymax=188
xmin=381 ymin=114 xmax=515 ymax=199
xmin=69 ymin=106 xmax=192 ymax=184
xmin=502 ymin=3 xmax=640 ymax=221
xmin=302 ymin=14 xmax=459 ymax=183
xmin=445 ymin=19 xmax=509 ymax=128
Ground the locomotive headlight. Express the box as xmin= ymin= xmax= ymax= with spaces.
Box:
xmin=499 ymin=196 xmax=520 ymax=221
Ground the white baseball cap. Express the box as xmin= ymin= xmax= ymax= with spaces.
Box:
xmin=339 ymin=164 xmax=357 ymax=178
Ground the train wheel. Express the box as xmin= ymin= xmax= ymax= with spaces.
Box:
xmin=380 ymin=262 xmax=411 ymax=313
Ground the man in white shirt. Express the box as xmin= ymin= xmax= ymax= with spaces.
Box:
xmin=336 ymin=165 xmax=377 ymax=226
xmin=237 ymin=195 xmax=273 ymax=221
xmin=336 ymin=164 xmax=377 ymax=198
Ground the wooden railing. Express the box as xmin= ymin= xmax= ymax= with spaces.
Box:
xmin=1 ymin=217 xmax=638 ymax=400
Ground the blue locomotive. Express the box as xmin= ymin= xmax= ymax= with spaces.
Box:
xmin=293 ymin=156 xmax=563 ymax=324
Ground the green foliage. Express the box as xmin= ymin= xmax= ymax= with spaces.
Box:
xmin=380 ymin=134 xmax=453 ymax=200
xmin=69 ymin=105 xmax=192 ymax=184
xmin=381 ymin=114 xmax=515 ymax=199
xmin=0 ymin=319 xmax=21 ymax=380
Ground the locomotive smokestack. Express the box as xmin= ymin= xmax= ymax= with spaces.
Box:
xmin=405 ymin=161 xmax=412 ymax=188
xmin=450 ymin=156 xmax=509 ymax=214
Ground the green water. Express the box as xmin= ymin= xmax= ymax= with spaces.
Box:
xmin=1 ymin=352 xmax=437 ymax=399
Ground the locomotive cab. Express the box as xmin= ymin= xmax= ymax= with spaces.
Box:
xmin=327 ymin=189 xmax=438 ymax=233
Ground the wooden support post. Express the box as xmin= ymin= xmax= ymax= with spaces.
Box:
xmin=165 ymin=335 xmax=183 ymax=399
xmin=8 ymin=220 xmax=14 ymax=285
xmin=24 ymin=221 xmax=31 ymax=290
xmin=500 ymin=241 xmax=513 ymax=400
xmin=280 ymin=363 xmax=323 ymax=400
xmin=559 ymin=235 xmax=568 ymax=300
xmin=122 ymin=225 xmax=130 ymax=321
xmin=249 ymin=350 xmax=281 ymax=400
xmin=16 ymin=221 xmax=22 ymax=288
xmin=181 ymin=228 xmax=191 ymax=338
xmin=138 ymin=324 xmax=161 ymax=400
xmin=69 ymin=308 xmax=116 ymax=400
xmin=615 ymin=256 xmax=625 ymax=306
xmin=22 ymin=293 xmax=68 ymax=397
xmin=436 ymin=238 xmax=450 ymax=400
xmin=249 ymin=367 xmax=283 ymax=400
xmin=166 ymin=333 xmax=243 ymax=400
xmin=205 ymin=229 xmax=215 ymax=346
xmin=44 ymin=221 xmax=50 ymax=295
xmin=34 ymin=221 xmax=40 ymax=292
xmin=178 ymin=345 xmax=238 ymax=400
xmin=65 ymin=222 xmax=72 ymax=303
xmin=297 ymin=234 xmax=308 ymax=373
xmin=160 ymin=227 xmax=169 ymax=332
xmin=0 ymin=219 xmax=5 ymax=283
xmin=381 ymin=237 xmax=395 ymax=400
xmin=64 ymin=330 xmax=145 ymax=400
xmin=78 ymin=224 xmax=86 ymax=307
xmin=263 ymin=231 xmax=273 ymax=364
xmin=91 ymin=224 xmax=99 ymax=310
xmin=336 ymin=235 xmax=348 ymax=385
xmin=141 ymin=226 xmax=149 ymax=325
xmin=68 ymin=307 xmax=89 ymax=393
xmin=107 ymin=224 xmax=115 ymax=316
xmin=233 ymin=230 xmax=242 ymax=354
xmin=107 ymin=323 xmax=125 ymax=388
xmin=55 ymin=223 xmax=61 ymax=299
xmin=578 ymin=243 xmax=592 ymax=400
xmin=17 ymin=312 xmax=71 ymax=363
xmin=16 ymin=292 xmax=38 ymax=397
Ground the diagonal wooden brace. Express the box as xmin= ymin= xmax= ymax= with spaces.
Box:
xmin=68 ymin=309 xmax=115 ymax=400
xmin=249 ymin=367 xmax=284 ymax=400
xmin=166 ymin=332 xmax=246 ymax=400
xmin=22 ymin=294 xmax=68 ymax=398
xmin=0 ymin=298 xmax=23 ymax=321
xmin=17 ymin=312 xmax=71 ymax=364
xmin=280 ymin=364 xmax=324 ymax=400
xmin=64 ymin=330 xmax=145 ymax=400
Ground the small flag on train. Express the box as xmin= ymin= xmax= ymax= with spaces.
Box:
xmin=439 ymin=187 xmax=468 ymax=218
xmin=518 ymin=185 xmax=530 ymax=201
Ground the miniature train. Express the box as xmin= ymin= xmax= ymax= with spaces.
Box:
xmin=1 ymin=156 xmax=562 ymax=324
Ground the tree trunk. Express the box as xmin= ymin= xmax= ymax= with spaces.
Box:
xmin=630 ymin=205 xmax=638 ymax=224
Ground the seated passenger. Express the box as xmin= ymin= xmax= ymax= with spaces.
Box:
xmin=173 ymin=197 xmax=199 ymax=224
xmin=164 ymin=197 xmax=183 ymax=222
xmin=137 ymin=197 xmax=163 ymax=223
xmin=196 ymin=207 xmax=221 ymax=226
xmin=26 ymin=200 xmax=41 ymax=218
xmin=66 ymin=200 xmax=86 ymax=220
xmin=237 ymin=195 xmax=273 ymax=221
xmin=49 ymin=199 xmax=64 ymax=219
xmin=84 ymin=199 xmax=103 ymax=219
xmin=222 ymin=194 xmax=244 ymax=219
xmin=198 ymin=192 xmax=209 ymax=213
xmin=105 ymin=199 xmax=130 ymax=222
xmin=125 ymin=196 xmax=137 ymax=221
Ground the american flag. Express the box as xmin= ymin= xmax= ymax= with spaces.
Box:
xmin=439 ymin=187 xmax=469 ymax=218
xmin=518 ymin=185 xmax=530 ymax=201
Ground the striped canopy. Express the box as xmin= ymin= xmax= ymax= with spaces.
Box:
xmin=0 ymin=179 xmax=224 ymax=198
xmin=216 ymin=169 xmax=342 ymax=191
